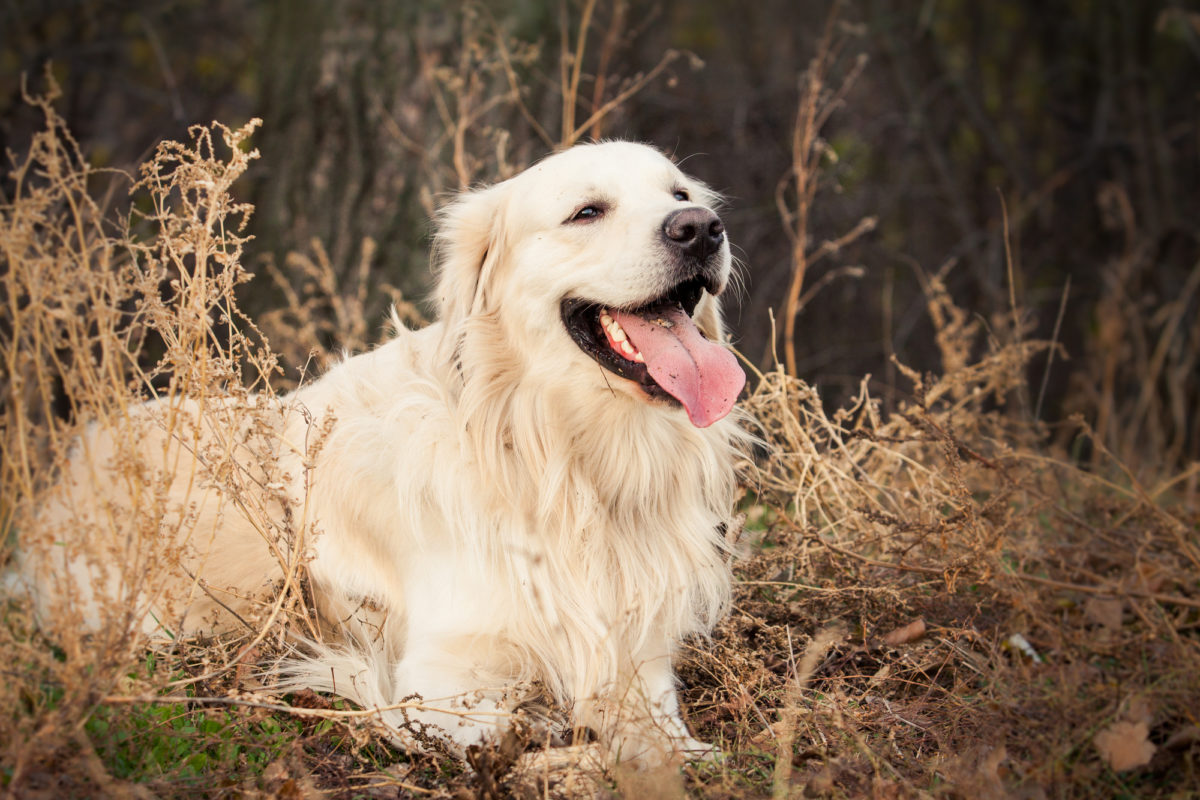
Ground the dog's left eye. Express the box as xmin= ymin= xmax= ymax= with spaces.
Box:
xmin=568 ymin=205 xmax=605 ymax=223
xmin=673 ymin=190 xmax=689 ymax=201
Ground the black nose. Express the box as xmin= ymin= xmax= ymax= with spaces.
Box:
xmin=662 ymin=207 xmax=725 ymax=261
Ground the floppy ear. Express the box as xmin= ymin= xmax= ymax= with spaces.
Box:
xmin=432 ymin=182 xmax=509 ymax=324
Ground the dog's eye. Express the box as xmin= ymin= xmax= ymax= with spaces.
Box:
xmin=568 ymin=205 xmax=605 ymax=223
xmin=673 ymin=189 xmax=689 ymax=202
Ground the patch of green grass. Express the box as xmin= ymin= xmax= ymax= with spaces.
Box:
xmin=85 ymin=703 xmax=300 ymax=784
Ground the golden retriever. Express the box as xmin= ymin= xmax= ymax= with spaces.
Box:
xmin=17 ymin=141 xmax=749 ymax=765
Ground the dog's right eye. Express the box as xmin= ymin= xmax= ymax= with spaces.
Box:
xmin=567 ymin=204 xmax=605 ymax=223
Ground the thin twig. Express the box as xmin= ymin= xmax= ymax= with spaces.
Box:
xmin=1035 ymin=275 xmax=1070 ymax=422
xmin=101 ymin=693 xmax=513 ymax=719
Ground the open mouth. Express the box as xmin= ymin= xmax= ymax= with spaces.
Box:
xmin=561 ymin=277 xmax=706 ymax=398
xmin=560 ymin=276 xmax=746 ymax=428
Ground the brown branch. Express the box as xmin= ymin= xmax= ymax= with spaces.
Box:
xmin=101 ymin=693 xmax=513 ymax=719
xmin=588 ymin=0 xmax=627 ymax=140
xmin=563 ymin=0 xmax=597 ymax=144
xmin=489 ymin=18 xmax=555 ymax=149
xmin=568 ymin=50 xmax=681 ymax=146
xmin=785 ymin=513 xmax=1200 ymax=610
xmin=780 ymin=3 xmax=867 ymax=378
xmin=1009 ymin=572 xmax=1200 ymax=610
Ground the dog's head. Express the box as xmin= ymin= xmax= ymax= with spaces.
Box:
xmin=434 ymin=141 xmax=744 ymax=428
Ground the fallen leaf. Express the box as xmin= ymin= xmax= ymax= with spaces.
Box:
xmin=1084 ymin=597 xmax=1123 ymax=631
xmin=235 ymin=645 xmax=261 ymax=687
xmin=979 ymin=745 xmax=1007 ymax=782
xmin=749 ymin=717 xmax=792 ymax=745
xmin=943 ymin=745 xmax=1014 ymax=800
xmin=1094 ymin=721 xmax=1156 ymax=771
xmin=868 ymin=663 xmax=892 ymax=686
xmin=1164 ymin=725 xmax=1200 ymax=750
xmin=881 ymin=617 xmax=926 ymax=646
xmin=1124 ymin=695 xmax=1154 ymax=727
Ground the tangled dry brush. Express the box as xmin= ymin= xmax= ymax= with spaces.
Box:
xmin=2 ymin=91 xmax=1198 ymax=799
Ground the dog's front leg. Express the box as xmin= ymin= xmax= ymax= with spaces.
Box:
xmin=578 ymin=639 xmax=715 ymax=766
xmin=387 ymin=642 xmax=514 ymax=754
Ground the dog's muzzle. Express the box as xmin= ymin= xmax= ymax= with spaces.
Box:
xmin=662 ymin=206 xmax=726 ymax=288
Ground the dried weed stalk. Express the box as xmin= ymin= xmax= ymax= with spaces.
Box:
xmin=0 ymin=87 xmax=323 ymax=794
xmin=680 ymin=275 xmax=1199 ymax=797
xmin=260 ymin=1 xmax=692 ymax=387
xmin=1075 ymin=181 xmax=1200 ymax=472
xmin=777 ymin=2 xmax=875 ymax=379
xmin=261 ymin=237 xmax=423 ymax=382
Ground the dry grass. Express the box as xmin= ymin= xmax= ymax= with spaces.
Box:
xmin=0 ymin=79 xmax=321 ymax=797
xmin=679 ymin=289 xmax=1200 ymax=798
xmin=775 ymin=2 xmax=873 ymax=380
xmin=2 ymin=36 xmax=1199 ymax=800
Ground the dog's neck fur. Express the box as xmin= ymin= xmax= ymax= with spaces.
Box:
xmin=447 ymin=314 xmax=748 ymax=704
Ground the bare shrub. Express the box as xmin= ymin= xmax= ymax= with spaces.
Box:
xmin=0 ymin=83 xmax=322 ymax=793
xmin=775 ymin=3 xmax=874 ymax=379
xmin=4 ymin=8 xmax=1196 ymax=796
xmin=676 ymin=278 xmax=1200 ymax=797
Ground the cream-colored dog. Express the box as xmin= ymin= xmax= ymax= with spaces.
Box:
xmin=19 ymin=142 xmax=749 ymax=764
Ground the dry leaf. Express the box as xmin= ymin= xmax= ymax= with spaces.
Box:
xmin=750 ymin=717 xmax=792 ymax=745
xmin=1094 ymin=721 xmax=1156 ymax=771
xmin=235 ymin=645 xmax=261 ymax=688
xmin=1164 ymin=725 xmax=1200 ymax=750
xmin=944 ymin=745 xmax=1015 ymax=800
xmin=868 ymin=663 xmax=892 ymax=686
xmin=979 ymin=745 xmax=1007 ymax=781
xmin=1135 ymin=561 xmax=1166 ymax=593
xmin=1124 ymin=696 xmax=1154 ymax=727
xmin=1084 ymin=597 xmax=1123 ymax=631
xmin=881 ymin=617 xmax=926 ymax=646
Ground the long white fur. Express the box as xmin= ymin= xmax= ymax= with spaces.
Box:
xmin=19 ymin=141 xmax=751 ymax=765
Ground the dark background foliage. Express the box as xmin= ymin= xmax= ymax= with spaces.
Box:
xmin=3 ymin=0 xmax=1198 ymax=469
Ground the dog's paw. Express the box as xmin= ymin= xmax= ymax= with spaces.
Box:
xmin=508 ymin=744 xmax=606 ymax=798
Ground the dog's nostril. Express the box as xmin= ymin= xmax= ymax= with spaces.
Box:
xmin=663 ymin=207 xmax=725 ymax=259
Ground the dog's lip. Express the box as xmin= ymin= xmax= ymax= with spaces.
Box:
xmin=560 ymin=276 xmax=711 ymax=400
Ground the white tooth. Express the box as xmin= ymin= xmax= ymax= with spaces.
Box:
xmin=611 ymin=328 xmax=627 ymax=343
xmin=600 ymin=313 xmax=613 ymax=327
xmin=621 ymin=341 xmax=635 ymax=355
xmin=633 ymin=352 xmax=645 ymax=363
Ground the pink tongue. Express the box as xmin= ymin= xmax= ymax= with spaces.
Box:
xmin=612 ymin=305 xmax=746 ymax=428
